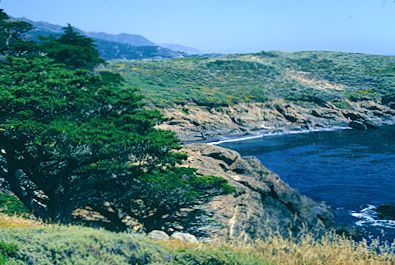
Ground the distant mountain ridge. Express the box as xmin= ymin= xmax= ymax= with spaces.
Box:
xmin=19 ymin=17 xmax=156 ymax=47
xmin=85 ymin=32 xmax=156 ymax=47
xmin=159 ymin=43 xmax=202 ymax=54
xmin=17 ymin=17 xmax=188 ymax=60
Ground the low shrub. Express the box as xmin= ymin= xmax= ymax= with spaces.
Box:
xmin=0 ymin=193 xmax=29 ymax=216
xmin=0 ymin=241 xmax=17 ymax=265
xmin=0 ymin=220 xmax=393 ymax=265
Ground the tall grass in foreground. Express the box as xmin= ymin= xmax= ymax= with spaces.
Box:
xmin=0 ymin=215 xmax=393 ymax=264
xmin=249 ymin=232 xmax=394 ymax=265
xmin=0 ymin=214 xmax=41 ymax=229
xmin=160 ymin=230 xmax=395 ymax=265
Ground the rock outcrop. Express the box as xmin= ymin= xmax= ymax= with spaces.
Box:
xmin=171 ymin=232 xmax=199 ymax=243
xmin=147 ymin=230 xmax=170 ymax=240
xmin=179 ymin=144 xmax=334 ymax=242
xmin=158 ymin=100 xmax=395 ymax=142
xmin=375 ymin=205 xmax=395 ymax=220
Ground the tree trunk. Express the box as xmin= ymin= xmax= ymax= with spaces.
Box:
xmin=3 ymin=147 xmax=48 ymax=219
xmin=46 ymin=193 xmax=74 ymax=224
xmin=94 ymin=206 xmax=129 ymax=232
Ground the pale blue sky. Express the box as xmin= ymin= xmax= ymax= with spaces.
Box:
xmin=1 ymin=0 xmax=395 ymax=54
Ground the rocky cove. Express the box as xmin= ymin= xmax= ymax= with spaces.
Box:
xmin=158 ymin=99 xmax=395 ymax=143
xmin=154 ymin=99 xmax=395 ymax=242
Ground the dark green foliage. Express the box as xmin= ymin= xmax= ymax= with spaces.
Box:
xmin=0 ymin=9 xmax=37 ymax=56
xmin=172 ymin=247 xmax=270 ymax=265
xmin=191 ymin=175 xmax=236 ymax=195
xmin=0 ymin=241 xmax=17 ymax=265
xmin=90 ymin=167 xmax=234 ymax=231
xmin=0 ymin=193 xmax=29 ymax=216
xmin=0 ymin=55 xmax=160 ymax=224
xmin=41 ymin=24 xmax=104 ymax=70
xmin=0 ymin=54 xmax=230 ymax=230
xmin=0 ymin=13 xmax=234 ymax=232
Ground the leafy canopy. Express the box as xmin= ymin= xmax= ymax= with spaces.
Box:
xmin=0 ymin=13 xmax=233 ymax=232
xmin=0 ymin=9 xmax=37 ymax=56
xmin=40 ymin=24 xmax=104 ymax=70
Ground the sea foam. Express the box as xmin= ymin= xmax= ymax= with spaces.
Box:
xmin=208 ymin=126 xmax=351 ymax=145
xmin=351 ymin=205 xmax=395 ymax=229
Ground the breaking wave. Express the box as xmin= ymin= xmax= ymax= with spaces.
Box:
xmin=208 ymin=126 xmax=351 ymax=145
xmin=351 ymin=205 xmax=395 ymax=229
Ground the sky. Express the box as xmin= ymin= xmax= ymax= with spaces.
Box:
xmin=1 ymin=0 xmax=395 ymax=55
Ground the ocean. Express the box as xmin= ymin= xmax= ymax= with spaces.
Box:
xmin=219 ymin=126 xmax=395 ymax=242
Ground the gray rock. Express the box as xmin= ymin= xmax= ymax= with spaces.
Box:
xmin=349 ymin=120 xmax=367 ymax=130
xmin=181 ymin=144 xmax=334 ymax=242
xmin=171 ymin=232 xmax=198 ymax=243
xmin=375 ymin=204 xmax=395 ymax=220
xmin=201 ymin=146 xmax=240 ymax=166
xmin=147 ymin=230 xmax=170 ymax=240
xmin=158 ymin=99 xmax=395 ymax=143
xmin=363 ymin=119 xmax=379 ymax=129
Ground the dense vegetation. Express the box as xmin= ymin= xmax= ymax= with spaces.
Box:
xmin=0 ymin=217 xmax=393 ymax=265
xmin=104 ymin=51 xmax=395 ymax=108
xmin=0 ymin=10 xmax=232 ymax=232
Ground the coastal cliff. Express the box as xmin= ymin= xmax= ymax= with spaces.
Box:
xmin=178 ymin=144 xmax=333 ymax=241
xmin=159 ymin=99 xmax=395 ymax=142
xmin=155 ymin=98 xmax=395 ymax=241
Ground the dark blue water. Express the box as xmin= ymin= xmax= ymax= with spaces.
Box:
xmin=219 ymin=126 xmax=395 ymax=241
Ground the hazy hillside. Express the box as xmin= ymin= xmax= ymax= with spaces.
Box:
xmin=103 ymin=51 xmax=395 ymax=107
xmin=160 ymin=43 xmax=201 ymax=54
xmin=86 ymin=31 xmax=156 ymax=47
xmin=18 ymin=17 xmax=184 ymax=60
xmin=19 ymin=17 xmax=155 ymax=46
xmin=93 ymin=39 xmax=182 ymax=60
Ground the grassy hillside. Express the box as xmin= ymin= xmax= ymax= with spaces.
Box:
xmin=103 ymin=51 xmax=395 ymax=107
xmin=0 ymin=215 xmax=393 ymax=265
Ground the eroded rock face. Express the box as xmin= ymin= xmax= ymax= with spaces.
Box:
xmin=179 ymin=144 xmax=334 ymax=242
xmin=158 ymin=100 xmax=395 ymax=142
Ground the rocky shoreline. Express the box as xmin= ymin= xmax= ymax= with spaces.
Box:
xmin=158 ymin=99 xmax=395 ymax=143
xmin=154 ymin=99 xmax=395 ymax=241
xmin=203 ymin=125 xmax=351 ymax=145
xmin=177 ymin=144 xmax=334 ymax=242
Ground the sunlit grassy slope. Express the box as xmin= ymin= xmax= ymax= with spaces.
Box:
xmin=0 ymin=215 xmax=393 ymax=265
xmin=103 ymin=51 xmax=395 ymax=108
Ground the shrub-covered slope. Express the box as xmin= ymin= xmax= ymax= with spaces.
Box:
xmin=104 ymin=51 xmax=395 ymax=108
xmin=103 ymin=52 xmax=395 ymax=141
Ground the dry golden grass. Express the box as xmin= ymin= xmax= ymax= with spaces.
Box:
xmin=1 ymin=214 xmax=393 ymax=264
xmin=251 ymin=232 xmax=395 ymax=265
xmin=160 ymin=231 xmax=395 ymax=265
xmin=0 ymin=214 xmax=42 ymax=228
